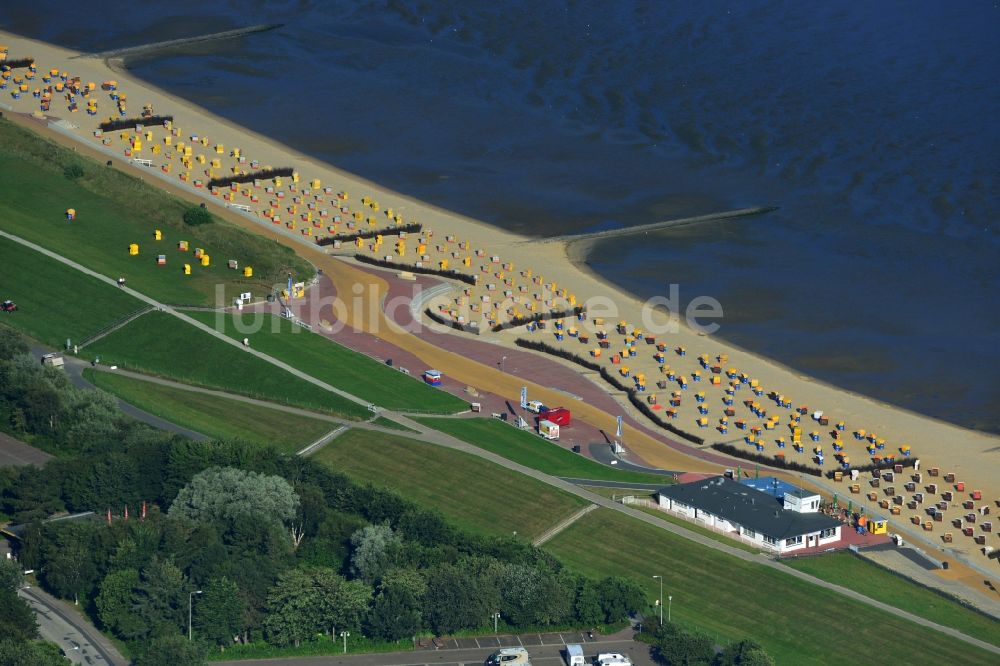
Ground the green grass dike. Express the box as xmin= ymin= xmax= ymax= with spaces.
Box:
xmin=414 ymin=416 xmax=673 ymax=485
xmin=85 ymin=368 xmax=335 ymax=453
xmin=782 ymin=550 xmax=1000 ymax=647
xmin=544 ymin=508 xmax=998 ymax=665
xmin=0 ymin=236 xmax=143 ymax=347
xmin=313 ymin=428 xmax=587 ymax=540
xmin=185 ymin=311 xmax=467 ymax=414
xmin=0 ymin=117 xmax=312 ymax=306
xmin=80 ymin=310 xmax=370 ymax=420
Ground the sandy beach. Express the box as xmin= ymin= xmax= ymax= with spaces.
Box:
xmin=2 ymin=30 xmax=998 ymax=578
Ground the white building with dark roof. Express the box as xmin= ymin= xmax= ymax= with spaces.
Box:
xmin=657 ymin=476 xmax=841 ymax=553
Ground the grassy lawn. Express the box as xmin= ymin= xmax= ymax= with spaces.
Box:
xmin=371 ymin=416 xmax=418 ymax=433
xmin=86 ymin=369 xmax=334 ymax=454
xmin=0 ymin=236 xmax=143 ymax=347
xmin=783 ymin=551 xmax=1000 ymax=647
xmin=0 ymin=118 xmax=312 ymax=306
xmin=81 ymin=311 xmax=369 ymax=419
xmin=314 ymin=428 xmax=587 ymax=540
xmin=544 ymin=509 xmax=997 ymax=665
xmin=578 ymin=486 xmax=762 ymax=554
xmin=185 ymin=312 xmax=466 ymax=414
xmin=414 ymin=417 xmax=673 ymax=485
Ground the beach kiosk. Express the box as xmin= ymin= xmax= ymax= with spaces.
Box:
xmin=423 ymin=369 xmax=442 ymax=387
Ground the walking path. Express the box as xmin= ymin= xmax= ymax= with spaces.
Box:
xmin=77 ymin=305 xmax=154 ymax=348
xmin=532 ymin=503 xmax=597 ymax=546
xmin=3 ymin=229 xmax=996 ymax=655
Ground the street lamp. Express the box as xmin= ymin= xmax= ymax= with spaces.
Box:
xmin=652 ymin=575 xmax=663 ymax=625
xmin=500 ymin=355 xmax=507 ymax=372
xmin=340 ymin=630 xmax=350 ymax=654
xmin=492 ymin=611 xmax=500 ymax=633
xmin=188 ymin=590 xmax=203 ymax=641
xmin=668 ymin=595 xmax=673 ymax=623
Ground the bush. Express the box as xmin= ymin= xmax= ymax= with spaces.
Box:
xmin=63 ymin=164 xmax=84 ymax=180
xmin=182 ymin=206 xmax=213 ymax=227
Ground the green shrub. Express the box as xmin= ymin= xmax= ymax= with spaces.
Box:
xmin=182 ymin=206 xmax=213 ymax=226
xmin=63 ymin=163 xmax=84 ymax=180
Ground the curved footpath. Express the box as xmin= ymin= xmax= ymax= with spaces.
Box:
xmin=2 ymin=228 xmax=996 ymax=656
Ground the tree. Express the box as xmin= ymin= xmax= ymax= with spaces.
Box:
xmin=596 ymin=576 xmax=645 ymax=623
xmin=0 ymin=328 xmax=29 ymax=361
xmin=423 ymin=562 xmax=493 ymax=635
xmin=0 ymin=589 xmax=38 ymax=643
xmin=262 ymin=569 xmax=320 ymax=647
xmin=62 ymin=163 xmax=84 ymax=180
xmin=169 ymin=467 xmax=299 ymax=529
xmin=95 ymin=569 xmax=144 ymax=639
xmin=129 ymin=558 xmax=187 ymax=639
xmin=650 ymin=622 xmax=715 ymax=666
xmin=0 ymin=639 xmax=69 ymax=665
xmin=194 ymin=577 xmax=244 ymax=648
xmin=0 ymin=560 xmax=23 ymax=593
xmin=717 ymin=638 xmax=774 ymax=666
xmin=350 ymin=524 xmax=402 ymax=584
xmin=41 ymin=524 xmax=97 ymax=605
xmin=182 ymin=206 xmax=213 ymax=226
xmin=364 ymin=569 xmax=426 ymax=641
xmin=573 ymin=578 xmax=604 ymax=626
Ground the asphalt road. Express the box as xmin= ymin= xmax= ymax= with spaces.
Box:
xmin=215 ymin=638 xmax=655 ymax=666
xmin=0 ymin=431 xmax=52 ymax=467
xmin=18 ymin=585 xmax=126 ymax=665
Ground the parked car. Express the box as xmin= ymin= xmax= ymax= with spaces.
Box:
xmin=1 ymin=300 xmax=17 ymax=312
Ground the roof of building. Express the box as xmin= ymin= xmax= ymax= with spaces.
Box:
xmin=658 ymin=477 xmax=839 ymax=540
xmin=740 ymin=476 xmax=817 ymax=500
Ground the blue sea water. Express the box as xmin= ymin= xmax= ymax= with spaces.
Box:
xmin=5 ymin=1 xmax=998 ymax=431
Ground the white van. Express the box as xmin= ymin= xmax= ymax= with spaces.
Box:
xmin=595 ymin=654 xmax=633 ymax=666
xmin=565 ymin=643 xmax=585 ymax=666
xmin=486 ymin=647 xmax=532 ymax=665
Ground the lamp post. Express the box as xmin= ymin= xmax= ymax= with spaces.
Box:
xmin=500 ymin=355 xmax=507 ymax=372
xmin=668 ymin=595 xmax=673 ymax=623
xmin=652 ymin=575 xmax=663 ymax=626
xmin=492 ymin=611 xmax=500 ymax=633
xmin=340 ymin=630 xmax=350 ymax=654
xmin=188 ymin=590 xmax=203 ymax=641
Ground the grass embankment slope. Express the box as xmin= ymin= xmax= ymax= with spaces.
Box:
xmin=186 ymin=312 xmax=466 ymax=414
xmin=544 ymin=509 xmax=998 ymax=665
xmin=783 ymin=551 xmax=1000 ymax=647
xmin=0 ymin=236 xmax=142 ymax=347
xmin=314 ymin=428 xmax=586 ymax=540
xmin=0 ymin=117 xmax=312 ymax=306
xmin=86 ymin=369 xmax=334 ymax=453
xmin=82 ymin=311 xmax=369 ymax=420
xmin=415 ymin=417 xmax=672 ymax=485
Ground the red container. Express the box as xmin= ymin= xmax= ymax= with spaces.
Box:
xmin=542 ymin=407 xmax=572 ymax=427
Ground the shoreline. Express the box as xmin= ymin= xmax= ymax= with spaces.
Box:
xmin=104 ymin=38 xmax=993 ymax=439
xmin=2 ymin=29 xmax=998 ymax=538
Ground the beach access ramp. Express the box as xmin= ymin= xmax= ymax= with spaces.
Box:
xmin=72 ymin=24 xmax=283 ymax=60
xmin=538 ymin=206 xmax=778 ymax=244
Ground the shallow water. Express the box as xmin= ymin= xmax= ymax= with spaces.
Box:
xmin=5 ymin=1 xmax=998 ymax=431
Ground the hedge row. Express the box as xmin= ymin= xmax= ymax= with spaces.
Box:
xmin=712 ymin=443 xmax=823 ymax=477
xmin=316 ymin=223 xmax=422 ymax=246
xmin=98 ymin=115 xmax=174 ymax=132
xmin=824 ymin=456 xmax=916 ymax=479
xmin=3 ymin=58 xmax=35 ymax=69
xmin=207 ymin=167 xmax=295 ymax=191
xmin=491 ymin=307 xmax=585 ymax=332
xmin=513 ymin=338 xmax=705 ymax=445
xmin=353 ymin=254 xmax=478 ymax=286
xmin=424 ymin=308 xmax=480 ymax=335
